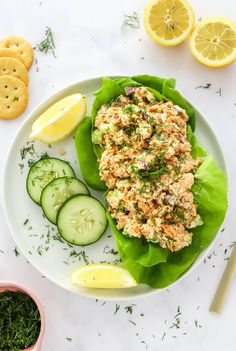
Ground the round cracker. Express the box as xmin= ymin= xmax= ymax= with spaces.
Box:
xmin=0 ymin=75 xmax=28 ymax=120
xmin=0 ymin=36 xmax=34 ymax=70
xmin=0 ymin=48 xmax=25 ymax=66
xmin=0 ymin=57 xmax=28 ymax=85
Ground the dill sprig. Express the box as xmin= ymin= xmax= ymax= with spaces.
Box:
xmin=122 ymin=12 xmax=140 ymax=29
xmin=216 ymin=88 xmax=223 ymax=97
xmin=36 ymin=27 xmax=56 ymax=57
xmin=125 ymin=304 xmax=136 ymax=314
xmin=114 ymin=304 xmax=120 ymax=315
xmin=14 ymin=247 xmax=20 ymax=257
xmin=195 ymin=83 xmax=212 ymax=89
xmin=128 ymin=320 xmax=136 ymax=325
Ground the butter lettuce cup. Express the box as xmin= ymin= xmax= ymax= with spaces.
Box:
xmin=0 ymin=281 xmax=45 ymax=351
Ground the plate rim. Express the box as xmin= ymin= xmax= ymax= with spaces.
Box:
xmin=1 ymin=75 xmax=228 ymax=300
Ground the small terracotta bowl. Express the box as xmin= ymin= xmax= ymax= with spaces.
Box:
xmin=0 ymin=281 xmax=45 ymax=351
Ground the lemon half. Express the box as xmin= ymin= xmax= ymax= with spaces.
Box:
xmin=70 ymin=264 xmax=137 ymax=289
xmin=189 ymin=17 xmax=236 ymax=67
xmin=144 ymin=0 xmax=195 ymax=46
xmin=30 ymin=93 xmax=87 ymax=143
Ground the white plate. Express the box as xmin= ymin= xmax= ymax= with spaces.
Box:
xmin=2 ymin=76 xmax=227 ymax=300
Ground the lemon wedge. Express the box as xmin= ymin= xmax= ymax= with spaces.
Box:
xmin=189 ymin=17 xmax=236 ymax=67
xmin=70 ymin=264 xmax=137 ymax=289
xmin=30 ymin=94 xmax=87 ymax=143
xmin=144 ymin=0 xmax=195 ymax=46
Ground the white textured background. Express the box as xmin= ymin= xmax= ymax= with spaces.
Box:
xmin=0 ymin=0 xmax=236 ymax=350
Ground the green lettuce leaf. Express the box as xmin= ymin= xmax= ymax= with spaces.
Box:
xmin=75 ymin=75 xmax=228 ymax=288
xmin=162 ymin=78 xmax=196 ymax=130
xmin=187 ymin=125 xmax=207 ymax=159
xmin=131 ymin=74 xmax=166 ymax=92
xmin=75 ymin=117 xmax=106 ymax=191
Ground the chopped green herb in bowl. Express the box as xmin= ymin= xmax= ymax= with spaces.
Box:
xmin=0 ymin=284 xmax=44 ymax=351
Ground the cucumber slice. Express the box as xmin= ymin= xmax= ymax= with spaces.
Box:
xmin=26 ymin=158 xmax=75 ymax=204
xmin=57 ymin=195 xmax=107 ymax=246
xmin=41 ymin=177 xmax=89 ymax=224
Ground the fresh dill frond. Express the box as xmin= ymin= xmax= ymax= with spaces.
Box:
xmin=14 ymin=247 xmax=20 ymax=257
xmin=195 ymin=83 xmax=212 ymax=89
xmin=122 ymin=12 xmax=140 ymax=29
xmin=36 ymin=27 xmax=56 ymax=57
xmin=125 ymin=304 xmax=136 ymax=314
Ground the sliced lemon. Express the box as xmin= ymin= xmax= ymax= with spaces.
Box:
xmin=70 ymin=264 xmax=137 ymax=289
xmin=30 ymin=93 xmax=87 ymax=143
xmin=144 ymin=0 xmax=195 ymax=46
xmin=189 ymin=17 xmax=236 ymax=67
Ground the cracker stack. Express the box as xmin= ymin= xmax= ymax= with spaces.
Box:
xmin=0 ymin=36 xmax=34 ymax=120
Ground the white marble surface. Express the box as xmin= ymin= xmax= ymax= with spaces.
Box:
xmin=0 ymin=0 xmax=236 ymax=350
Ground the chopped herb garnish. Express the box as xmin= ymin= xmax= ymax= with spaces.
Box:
xmin=103 ymin=246 xmax=118 ymax=255
xmin=36 ymin=26 xmax=56 ymax=57
xmin=28 ymin=159 xmax=36 ymax=168
xmin=19 ymin=163 xmax=24 ymax=171
xmin=69 ymin=250 xmax=89 ymax=264
xmin=139 ymin=165 xmax=169 ymax=179
xmin=175 ymin=210 xmax=185 ymax=221
xmin=161 ymin=332 xmax=166 ymax=341
xmin=216 ymin=88 xmax=223 ymax=97
xmin=194 ymin=319 xmax=202 ymax=328
xmin=123 ymin=104 xmax=136 ymax=114
xmin=14 ymin=247 xmax=20 ymax=257
xmin=122 ymin=12 xmax=140 ymax=29
xmin=169 ymin=306 xmax=181 ymax=329
xmin=195 ymin=83 xmax=212 ymax=89
xmin=125 ymin=304 xmax=136 ymax=314
xmin=0 ymin=291 xmax=41 ymax=350
xmin=53 ymin=232 xmax=64 ymax=243
xmin=114 ymin=304 xmax=120 ymax=314
xmin=20 ymin=144 xmax=35 ymax=160
xmin=40 ymin=152 xmax=49 ymax=159
xmin=128 ymin=320 xmax=136 ymax=325
xmin=23 ymin=218 xmax=29 ymax=225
